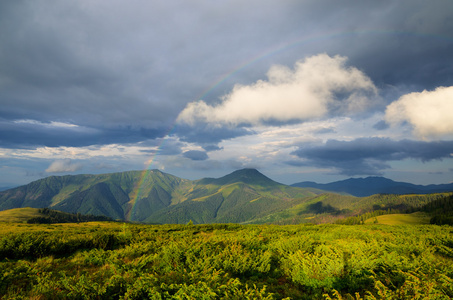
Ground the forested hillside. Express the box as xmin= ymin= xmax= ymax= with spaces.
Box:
xmin=1 ymin=169 xmax=452 ymax=225
xmin=0 ymin=169 xmax=322 ymax=223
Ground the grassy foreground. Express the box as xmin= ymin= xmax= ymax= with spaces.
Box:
xmin=0 ymin=222 xmax=452 ymax=299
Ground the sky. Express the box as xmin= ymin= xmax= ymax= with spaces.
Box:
xmin=1 ymin=0 xmax=453 ymax=188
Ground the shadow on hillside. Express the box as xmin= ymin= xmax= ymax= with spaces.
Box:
xmin=299 ymin=201 xmax=347 ymax=215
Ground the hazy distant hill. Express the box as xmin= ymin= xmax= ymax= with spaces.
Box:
xmin=291 ymin=176 xmax=453 ymax=197
xmin=0 ymin=186 xmax=15 ymax=192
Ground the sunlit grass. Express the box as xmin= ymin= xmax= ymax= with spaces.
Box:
xmin=0 ymin=207 xmax=42 ymax=223
xmin=365 ymin=211 xmax=431 ymax=225
xmin=0 ymin=220 xmax=123 ymax=235
xmin=0 ymin=222 xmax=452 ymax=299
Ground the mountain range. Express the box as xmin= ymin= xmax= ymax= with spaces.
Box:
xmin=291 ymin=176 xmax=453 ymax=197
xmin=1 ymin=169 xmax=452 ymax=224
xmin=0 ymin=169 xmax=321 ymax=223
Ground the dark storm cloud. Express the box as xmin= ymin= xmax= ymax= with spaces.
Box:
xmin=291 ymin=138 xmax=453 ymax=176
xmin=287 ymin=1 xmax=453 ymax=92
xmin=183 ymin=150 xmax=209 ymax=161
xmin=0 ymin=1 xmax=223 ymax=147
xmin=0 ymin=118 xmax=167 ymax=149
xmin=0 ymin=0 xmax=452 ymax=149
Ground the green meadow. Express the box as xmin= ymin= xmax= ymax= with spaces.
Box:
xmin=364 ymin=212 xmax=431 ymax=225
xmin=1 ymin=221 xmax=452 ymax=299
xmin=0 ymin=207 xmax=43 ymax=223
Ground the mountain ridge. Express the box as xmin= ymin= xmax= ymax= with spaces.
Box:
xmin=291 ymin=176 xmax=453 ymax=197
xmin=1 ymin=169 xmax=452 ymax=224
xmin=0 ymin=168 xmax=320 ymax=223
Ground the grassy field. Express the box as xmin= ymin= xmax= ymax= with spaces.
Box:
xmin=0 ymin=220 xmax=119 ymax=235
xmin=365 ymin=211 xmax=431 ymax=225
xmin=0 ymin=207 xmax=43 ymax=223
xmin=0 ymin=221 xmax=452 ymax=299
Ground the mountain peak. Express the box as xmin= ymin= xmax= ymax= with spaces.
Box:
xmin=202 ymin=168 xmax=282 ymax=186
xmin=229 ymin=168 xmax=263 ymax=177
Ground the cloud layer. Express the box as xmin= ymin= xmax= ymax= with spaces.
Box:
xmin=291 ymin=138 xmax=453 ymax=176
xmin=178 ymin=54 xmax=377 ymax=126
xmin=183 ymin=150 xmax=209 ymax=161
xmin=385 ymin=86 xmax=453 ymax=139
xmin=46 ymin=159 xmax=82 ymax=173
xmin=1 ymin=1 xmax=452 ymax=186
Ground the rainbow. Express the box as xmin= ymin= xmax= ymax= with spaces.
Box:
xmin=194 ymin=29 xmax=452 ymax=102
xmin=125 ymin=126 xmax=174 ymax=221
xmin=126 ymin=29 xmax=452 ymax=221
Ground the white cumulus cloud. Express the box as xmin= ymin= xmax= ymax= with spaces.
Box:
xmin=385 ymin=86 xmax=453 ymax=139
xmin=45 ymin=159 xmax=82 ymax=173
xmin=177 ymin=54 xmax=377 ymax=126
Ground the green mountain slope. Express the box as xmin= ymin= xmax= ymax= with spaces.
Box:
xmin=1 ymin=168 xmax=450 ymax=224
xmin=0 ymin=170 xmax=190 ymax=222
xmin=245 ymin=192 xmax=453 ymax=225
xmin=146 ymin=169 xmax=320 ymax=224
xmin=52 ymin=182 xmax=127 ymax=220
xmin=0 ymin=169 xmax=322 ymax=223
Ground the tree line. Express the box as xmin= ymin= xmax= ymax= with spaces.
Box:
xmin=27 ymin=208 xmax=113 ymax=224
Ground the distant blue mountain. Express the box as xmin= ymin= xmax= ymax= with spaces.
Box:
xmin=0 ymin=186 xmax=16 ymax=192
xmin=291 ymin=176 xmax=453 ymax=197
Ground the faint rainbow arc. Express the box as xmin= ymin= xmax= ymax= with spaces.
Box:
xmin=126 ymin=29 xmax=452 ymax=221
xmin=194 ymin=29 xmax=452 ymax=102
xmin=126 ymin=125 xmax=174 ymax=221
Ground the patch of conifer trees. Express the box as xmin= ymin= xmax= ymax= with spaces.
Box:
xmin=26 ymin=208 xmax=112 ymax=224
